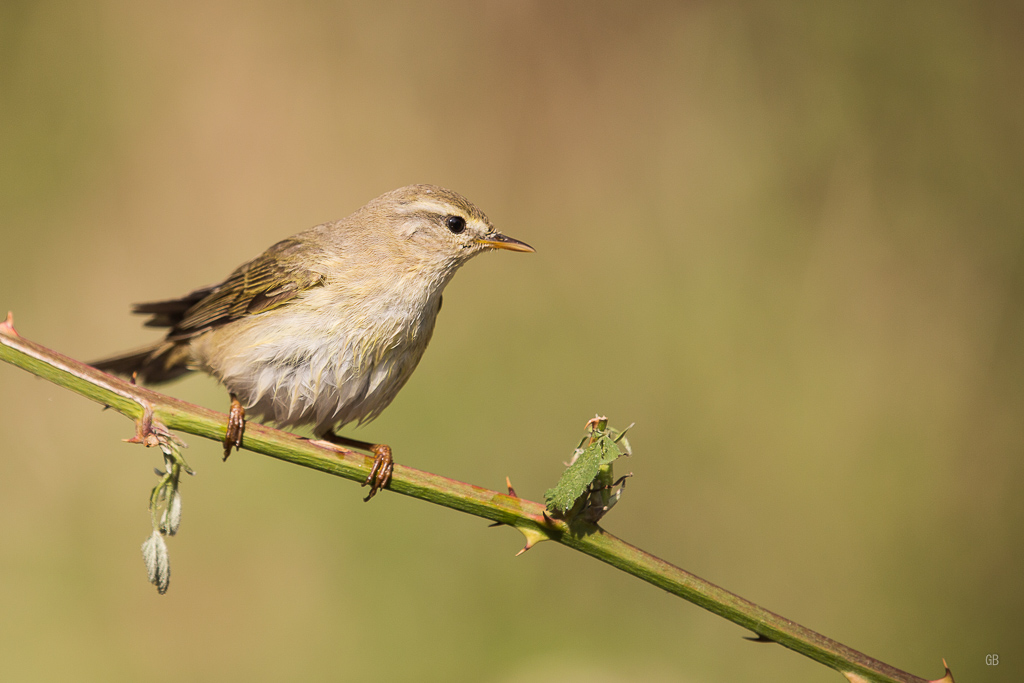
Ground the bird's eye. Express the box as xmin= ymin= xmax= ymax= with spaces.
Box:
xmin=445 ymin=215 xmax=466 ymax=234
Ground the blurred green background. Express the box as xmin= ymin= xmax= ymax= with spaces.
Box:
xmin=1 ymin=2 xmax=1021 ymax=682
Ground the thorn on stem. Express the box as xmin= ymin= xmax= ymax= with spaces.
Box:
xmin=513 ymin=525 xmax=551 ymax=556
xmin=927 ymin=659 xmax=955 ymax=683
xmin=0 ymin=311 xmax=18 ymax=337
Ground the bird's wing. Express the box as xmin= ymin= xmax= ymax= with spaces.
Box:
xmin=133 ymin=238 xmax=327 ymax=340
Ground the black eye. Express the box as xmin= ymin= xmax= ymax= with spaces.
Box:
xmin=445 ymin=215 xmax=466 ymax=234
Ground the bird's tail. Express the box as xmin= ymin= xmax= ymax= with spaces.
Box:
xmin=91 ymin=341 xmax=194 ymax=384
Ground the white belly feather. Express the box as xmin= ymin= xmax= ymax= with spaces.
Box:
xmin=190 ymin=283 xmax=439 ymax=434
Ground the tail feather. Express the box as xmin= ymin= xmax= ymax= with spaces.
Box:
xmin=93 ymin=287 xmax=217 ymax=383
xmin=133 ymin=285 xmax=217 ymax=329
xmin=91 ymin=341 xmax=193 ymax=384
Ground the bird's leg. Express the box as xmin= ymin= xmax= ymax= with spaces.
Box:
xmin=223 ymin=394 xmax=245 ymax=460
xmin=314 ymin=431 xmax=394 ymax=501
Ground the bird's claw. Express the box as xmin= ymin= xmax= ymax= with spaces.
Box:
xmin=223 ymin=395 xmax=245 ymax=460
xmin=362 ymin=444 xmax=393 ymax=501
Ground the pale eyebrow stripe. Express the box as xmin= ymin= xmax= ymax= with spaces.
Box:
xmin=398 ymin=200 xmax=461 ymax=216
xmin=396 ymin=197 xmax=491 ymax=229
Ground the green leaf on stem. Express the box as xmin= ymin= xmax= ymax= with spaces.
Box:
xmin=544 ymin=416 xmax=631 ymax=518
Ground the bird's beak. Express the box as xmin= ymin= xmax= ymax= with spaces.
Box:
xmin=476 ymin=233 xmax=535 ymax=253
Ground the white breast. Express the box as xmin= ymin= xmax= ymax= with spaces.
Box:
xmin=192 ymin=282 xmax=440 ymax=434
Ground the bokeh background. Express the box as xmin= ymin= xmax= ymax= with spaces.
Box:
xmin=1 ymin=2 xmax=1021 ymax=682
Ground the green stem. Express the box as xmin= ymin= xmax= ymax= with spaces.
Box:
xmin=0 ymin=314 xmax=938 ymax=683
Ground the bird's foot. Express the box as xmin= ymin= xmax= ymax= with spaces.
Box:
xmin=223 ymin=395 xmax=245 ymax=460
xmin=310 ymin=432 xmax=394 ymax=501
xmin=362 ymin=444 xmax=393 ymax=502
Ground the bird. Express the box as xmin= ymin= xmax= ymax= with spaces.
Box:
xmin=92 ymin=184 xmax=534 ymax=499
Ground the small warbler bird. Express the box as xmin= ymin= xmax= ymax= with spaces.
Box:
xmin=93 ymin=185 xmax=533 ymax=499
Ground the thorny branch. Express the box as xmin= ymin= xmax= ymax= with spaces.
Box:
xmin=0 ymin=312 xmax=951 ymax=683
